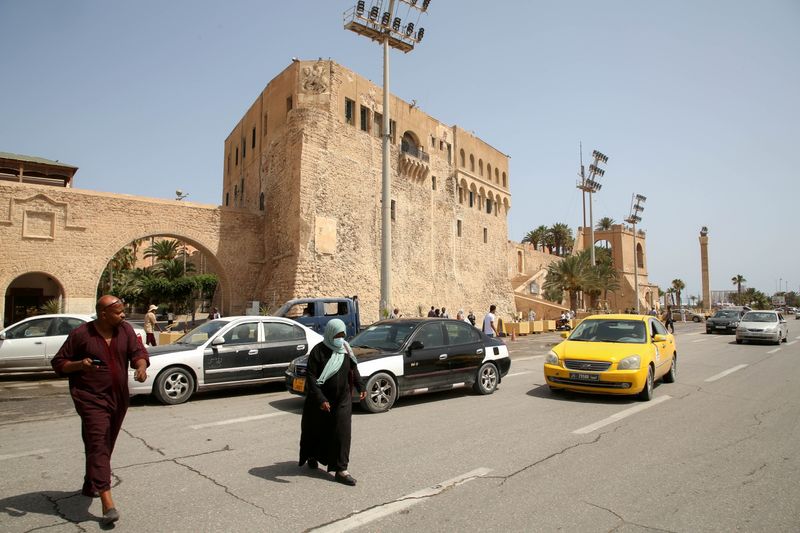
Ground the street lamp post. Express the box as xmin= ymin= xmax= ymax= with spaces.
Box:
xmin=576 ymin=149 xmax=608 ymax=266
xmin=625 ymin=194 xmax=647 ymax=313
xmin=344 ymin=0 xmax=429 ymax=320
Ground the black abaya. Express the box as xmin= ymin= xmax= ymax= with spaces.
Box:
xmin=299 ymin=343 xmax=364 ymax=472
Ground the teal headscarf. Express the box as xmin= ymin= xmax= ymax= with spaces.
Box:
xmin=317 ymin=319 xmax=358 ymax=385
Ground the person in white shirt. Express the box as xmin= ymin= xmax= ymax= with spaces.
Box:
xmin=482 ymin=305 xmax=499 ymax=337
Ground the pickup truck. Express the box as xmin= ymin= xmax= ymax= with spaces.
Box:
xmin=272 ymin=296 xmax=362 ymax=338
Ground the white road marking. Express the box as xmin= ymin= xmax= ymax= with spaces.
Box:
xmin=0 ymin=449 xmax=51 ymax=461
xmin=515 ymin=355 xmax=544 ymax=361
xmin=189 ymin=412 xmax=288 ymax=429
xmin=685 ymin=332 xmax=702 ymax=336
xmin=506 ymin=371 xmax=533 ymax=378
xmin=786 ymin=340 xmax=797 ymax=346
xmin=691 ymin=338 xmax=708 ymax=343
xmin=310 ymin=467 xmax=492 ymax=533
xmin=766 ymin=348 xmax=781 ymax=354
xmin=704 ymin=364 xmax=748 ymax=383
xmin=572 ymin=396 xmax=671 ymax=434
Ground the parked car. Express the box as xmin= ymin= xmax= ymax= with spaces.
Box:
xmin=128 ymin=316 xmax=323 ymax=404
xmin=670 ymin=308 xmax=704 ymax=322
xmin=735 ymin=310 xmax=788 ymax=345
xmin=0 ymin=314 xmax=145 ymax=373
xmin=706 ymin=309 xmax=745 ymax=334
xmin=544 ymin=314 xmax=677 ymax=401
xmin=271 ymin=296 xmax=362 ymax=338
xmin=285 ymin=318 xmax=511 ymax=413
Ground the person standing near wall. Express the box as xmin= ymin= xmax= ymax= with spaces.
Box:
xmin=482 ymin=305 xmax=499 ymax=337
xmin=144 ymin=304 xmax=161 ymax=346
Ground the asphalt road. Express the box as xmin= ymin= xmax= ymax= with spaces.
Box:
xmin=1 ymin=321 xmax=798 ymax=532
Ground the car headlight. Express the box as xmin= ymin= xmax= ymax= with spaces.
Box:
xmin=617 ymin=355 xmax=641 ymax=370
xmin=731 ymin=321 xmax=739 ymax=327
xmin=545 ymin=350 xmax=560 ymax=366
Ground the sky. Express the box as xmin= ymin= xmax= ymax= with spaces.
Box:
xmin=2 ymin=0 xmax=798 ymax=301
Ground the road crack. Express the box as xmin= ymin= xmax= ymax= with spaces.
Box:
xmin=583 ymin=501 xmax=678 ymax=533
xmin=121 ymin=427 xmax=166 ymax=456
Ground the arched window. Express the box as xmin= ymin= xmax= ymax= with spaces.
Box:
xmin=479 ymin=159 xmax=484 ymax=176
xmin=470 ymin=154 xmax=475 ymax=172
xmin=636 ymin=243 xmax=644 ymax=268
xmin=259 ymin=192 xmax=265 ymax=211
xmin=517 ymin=250 xmax=523 ymax=273
xmin=502 ymin=172 xmax=507 ymax=187
xmin=495 ymin=168 xmax=499 ymax=184
xmin=460 ymin=149 xmax=465 ymax=167
xmin=487 ymin=163 xmax=492 ymax=180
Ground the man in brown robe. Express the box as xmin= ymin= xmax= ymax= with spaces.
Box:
xmin=52 ymin=295 xmax=149 ymax=526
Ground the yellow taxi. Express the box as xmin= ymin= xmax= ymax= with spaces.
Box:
xmin=544 ymin=314 xmax=677 ymax=401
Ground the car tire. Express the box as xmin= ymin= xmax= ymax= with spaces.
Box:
xmin=693 ymin=316 xmax=701 ymax=323
xmin=736 ymin=339 xmax=743 ymax=344
xmin=662 ymin=355 xmax=677 ymax=383
xmin=360 ymin=372 xmax=397 ymax=413
xmin=637 ymin=366 xmax=654 ymax=402
xmin=473 ymin=362 xmax=498 ymax=395
xmin=782 ymin=333 xmax=788 ymax=343
xmin=153 ymin=367 xmax=195 ymax=405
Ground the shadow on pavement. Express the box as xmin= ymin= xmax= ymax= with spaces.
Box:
xmin=249 ymin=461 xmax=333 ymax=484
xmin=0 ymin=490 xmax=97 ymax=526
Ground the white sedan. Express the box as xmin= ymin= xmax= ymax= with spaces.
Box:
xmin=0 ymin=314 xmax=145 ymax=372
xmin=130 ymin=316 xmax=323 ymax=405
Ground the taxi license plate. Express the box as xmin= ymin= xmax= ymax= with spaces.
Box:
xmin=292 ymin=377 xmax=306 ymax=392
xmin=570 ymin=372 xmax=599 ymax=382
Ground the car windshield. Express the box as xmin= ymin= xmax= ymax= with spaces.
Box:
xmin=742 ymin=312 xmax=778 ymax=323
xmin=350 ymin=322 xmax=417 ymax=351
xmin=713 ymin=311 xmax=740 ymax=319
xmin=568 ymin=319 xmax=647 ymax=344
xmin=174 ymin=320 xmax=228 ymax=346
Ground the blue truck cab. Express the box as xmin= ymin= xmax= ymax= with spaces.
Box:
xmin=273 ymin=296 xmax=362 ymax=339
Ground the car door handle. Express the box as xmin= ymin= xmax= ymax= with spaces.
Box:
xmin=476 ymin=348 xmax=484 ymax=354
xmin=296 ymin=345 xmax=306 ymax=351
xmin=35 ymin=341 xmax=44 ymax=345
xmin=439 ymin=354 xmax=448 ymax=360
xmin=248 ymin=349 xmax=258 ymax=355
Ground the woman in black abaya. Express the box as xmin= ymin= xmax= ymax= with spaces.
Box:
xmin=299 ymin=319 xmax=365 ymax=485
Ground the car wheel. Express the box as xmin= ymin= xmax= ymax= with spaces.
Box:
xmin=782 ymin=333 xmax=788 ymax=343
xmin=360 ymin=372 xmax=397 ymax=413
xmin=473 ymin=362 xmax=498 ymax=395
xmin=663 ymin=355 xmax=677 ymax=383
xmin=637 ymin=366 xmax=654 ymax=402
xmin=706 ymin=329 xmax=711 ymax=334
xmin=153 ymin=367 xmax=195 ymax=405
xmin=693 ymin=316 xmax=701 ymax=323
xmin=736 ymin=339 xmax=743 ymax=344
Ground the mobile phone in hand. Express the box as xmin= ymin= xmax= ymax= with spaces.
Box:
xmin=91 ymin=359 xmax=105 ymax=366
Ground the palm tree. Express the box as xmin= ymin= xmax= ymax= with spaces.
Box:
xmin=549 ymin=223 xmax=574 ymax=257
xmin=586 ymin=259 xmax=620 ymax=306
xmin=144 ymin=239 xmax=181 ymax=262
xmin=153 ymin=258 xmax=195 ymax=281
xmin=522 ymin=225 xmax=550 ymax=252
xmin=671 ymin=279 xmax=686 ymax=307
xmin=595 ymin=217 xmax=615 ymax=231
xmin=731 ymin=274 xmax=746 ymax=297
xmin=543 ymin=252 xmax=590 ymax=310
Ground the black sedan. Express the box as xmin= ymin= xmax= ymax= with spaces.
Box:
xmin=285 ymin=318 xmax=511 ymax=413
xmin=706 ymin=309 xmax=745 ymax=334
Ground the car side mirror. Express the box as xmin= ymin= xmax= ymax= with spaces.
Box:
xmin=0 ymin=332 xmax=5 ymax=341
xmin=560 ymin=331 xmax=569 ymax=339
xmin=211 ymin=336 xmax=225 ymax=346
xmin=409 ymin=340 xmax=424 ymax=352
xmin=653 ymin=334 xmax=667 ymax=342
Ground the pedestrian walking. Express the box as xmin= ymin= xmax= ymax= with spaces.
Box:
xmin=662 ymin=306 xmax=675 ymax=333
xmin=467 ymin=310 xmax=476 ymax=326
xmin=144 ymin=304 xmax=161 ymax=346
xmin=51 ymin=295 xmax=149 ymax=526
xmin=298 ymin=319 xmax=366 ymax=486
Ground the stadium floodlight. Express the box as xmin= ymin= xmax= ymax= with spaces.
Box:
xmin=625 ymin=192 xmax=647 ymax=313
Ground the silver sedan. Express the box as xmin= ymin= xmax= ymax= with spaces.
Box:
xmin=735 ymin=310 xmax=789 ymax=345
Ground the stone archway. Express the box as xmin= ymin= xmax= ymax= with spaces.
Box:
xmin=97 ymin=232 xmax=234 ymax=318
xmin=3 ymin=272 xmax=65 ymax=327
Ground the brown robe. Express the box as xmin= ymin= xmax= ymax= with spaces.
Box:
xmin=52 ymin=321 xmax=149 ymax=496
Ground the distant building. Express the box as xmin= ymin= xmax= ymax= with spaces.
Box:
xmin=0 ymin=152 xmax=77 ymax=187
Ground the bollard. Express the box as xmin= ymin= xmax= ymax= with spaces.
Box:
xmin=511 ymin=330 xmax=516 ymax=341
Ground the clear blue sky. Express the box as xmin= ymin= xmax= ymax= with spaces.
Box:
xmin=2 ymin=1 xmax=798 ymax=300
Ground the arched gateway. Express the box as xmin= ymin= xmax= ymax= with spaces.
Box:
xmin=0 ymin=182 xmax=263 ymax=327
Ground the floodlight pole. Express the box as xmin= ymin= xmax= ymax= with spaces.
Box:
xmin=379 ymin=2 xmax=394 ymax=321
xmin=631 ymin=220 xmax=639 ymax=313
